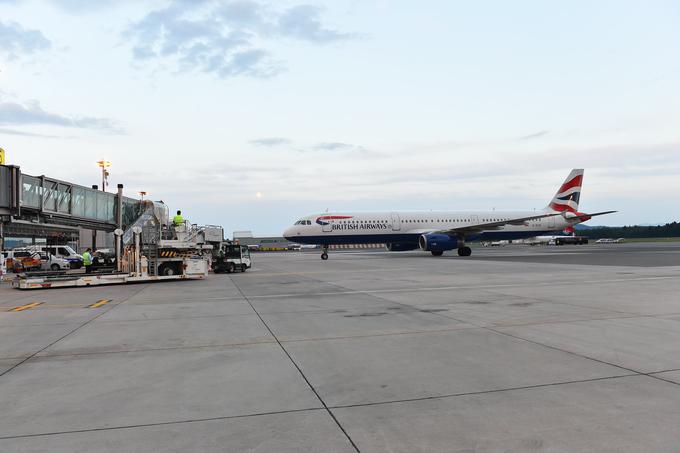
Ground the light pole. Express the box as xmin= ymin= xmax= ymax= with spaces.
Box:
xmin=97 ymin=159 xmax=111 ymax=192
xmin=93 ymin=159 xmax=111 ymax=251
xmin=139 ymin=191 xmax=147 ymax=201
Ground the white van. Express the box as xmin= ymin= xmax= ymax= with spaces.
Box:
xmin=26 ymin=245 xmax=83 ymax=269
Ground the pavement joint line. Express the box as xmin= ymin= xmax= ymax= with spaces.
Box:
xmin=0 ymin=407 xmax=325 ymax=441
xmin=9 ymin=302 xmax=43 ymax=312
xmin=485 ymin=314 xmax=647 ymax=329
xmin=233 ymin=274 xmax=680 ymax=300
xmin=88 ymin=299 xmax=111 ymax=309
xmin=14 ymin=326 xmax=499 ymax=360
xmin=328 ymin=373 xmax=641 ymax=410
xmin=228 ymin=275 xmax=362 ymax=453
xmin=30 ymin=339 xmax=279 ymax=359
xmin=486 ymin=327 xmax=647 ymax=376
xmin=0 ymin=285 xmax=149 ymax=380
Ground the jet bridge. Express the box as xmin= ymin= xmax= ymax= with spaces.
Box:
xmin=0 ymin=164 xmax=143 ymax=250
xmin=2 ymin=164 xmax=213 ymax=289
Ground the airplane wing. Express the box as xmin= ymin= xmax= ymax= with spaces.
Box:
xmin=433 ymin=212 xmax=563 ymax=235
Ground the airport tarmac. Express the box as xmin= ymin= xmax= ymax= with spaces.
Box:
xmin=1 ymin=242 xmax=679 ymax=452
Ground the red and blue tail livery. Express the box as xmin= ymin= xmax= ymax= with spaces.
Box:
xmin=548 ymin=169 xmax=583 ymax=213
xmin=284 ymin=169 xmax=616 ymax=260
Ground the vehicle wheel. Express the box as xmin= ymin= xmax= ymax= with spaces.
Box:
xmin=431 ymin=250 xmax=444 ymax=256
xmin=160 ymin=264 xmax=177 ymax=276
xmin=457 ymin=246 xmax=472 ymax=257
xmin=241 ymin=264 xmax=247 ymax=272
xmin=321 ymin=253 xmax=328 ymax=260
xmin=227 ymin=263 xmax=235 ymax=273
xmin=50 ymin=264 xmax=60 ymax=271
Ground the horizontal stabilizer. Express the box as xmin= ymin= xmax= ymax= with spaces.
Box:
xmin=584 ymin=210 xmax=617 ymax=217
xmin=566 ymin=210 xmax=617 ymax=221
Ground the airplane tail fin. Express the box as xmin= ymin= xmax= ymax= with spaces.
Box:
xmin=546 ymin=169 xmax=584 ymax=213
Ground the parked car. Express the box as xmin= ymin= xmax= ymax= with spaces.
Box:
xmin=5 ymin=250 xmax=42 ymax=272
xmin=37 ymin=252 xmax=71 ymax=271
xmin=596 ymin=238 xmax=624 ymax=244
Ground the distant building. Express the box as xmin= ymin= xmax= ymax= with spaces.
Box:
xmin=233 ymin=235 xmax=295 ymax=250
xmin=233 ymin=230 xmax=254 ymax=239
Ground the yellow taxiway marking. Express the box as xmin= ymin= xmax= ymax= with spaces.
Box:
xmin=89 ymin=299 xmax=111 ymax=308
xmin=10 ymin=302 xmax=44 ymax=312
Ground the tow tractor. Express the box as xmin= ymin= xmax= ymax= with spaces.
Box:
xmin=12 ymin=201 xmax=212 ymax=289
xmin=212 ymin=241 xmax=251 ymax=273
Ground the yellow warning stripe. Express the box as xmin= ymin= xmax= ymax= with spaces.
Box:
xmin=10 ymin=302 xmax=44 ymax=312
xmin=89 ymin=299 xmax=111 ymax=308
xmin=159 ymin=251 xmax=179 ymax=257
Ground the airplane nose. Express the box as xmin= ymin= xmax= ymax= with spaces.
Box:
xmin=283 ymin=227 xmax=293 ymax=240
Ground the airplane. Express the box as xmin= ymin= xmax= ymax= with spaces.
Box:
xmin=283 ymin=169 xmax=616 ymax=260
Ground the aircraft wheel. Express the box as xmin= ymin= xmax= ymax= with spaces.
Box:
xmin=457 ymin=246 xmax=472 ymax=257
xmin=321 ymin=253 xmax=329 ymax=260
xmin=431 ymin=250 xmax=443 ymax=256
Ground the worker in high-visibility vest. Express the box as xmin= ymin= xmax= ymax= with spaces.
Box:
xmin=173 ymin=210 xmax=184 ymax=226
xmin=82 ymin=248 xmax=93 ymax=274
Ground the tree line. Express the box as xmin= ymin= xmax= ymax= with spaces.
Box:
xmin=575 ymin=222 xmax=680 ymax=239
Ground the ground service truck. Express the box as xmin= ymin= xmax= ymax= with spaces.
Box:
xmin=13 ymin=201 xmax=212 ymax=289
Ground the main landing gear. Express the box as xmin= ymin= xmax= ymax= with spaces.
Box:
xmin=321 ymin=245 xmax=329 ymax=260
xmin=457 ymin=246 xmax=472 ymax=256
xmin=457 ymin=234 xmax=472 ymax=257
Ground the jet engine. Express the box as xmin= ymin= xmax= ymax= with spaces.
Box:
xmin=418 ymin=233 xmax=458 ymax=252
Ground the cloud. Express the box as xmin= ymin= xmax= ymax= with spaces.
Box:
xmin=48 ymin=0 xmax=124 ymax=13
xmin=0 ymin=127 xmax=66 ymax=139
xmin=313 ymin=142 xmax=364 ymax=152
xmin=0 ymin=21 xmax=51 ymax=60
xmin=277 ymin=5 xmax=355 ymax=43
xmin=249 ymin=137 xmax=365 ymax=153
xmin=0 ymin=94 xmax=123 ymax=133
xmin=518 ymin=130 xmax=550 ymax=140
xmin=123 ymin=1 xmax=356 ymax=78
xmin=249 ymin=137 xmax=292 ymax=147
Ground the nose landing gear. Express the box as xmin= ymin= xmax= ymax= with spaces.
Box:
xmin=321 ymin=245 xmax=329 ymax=260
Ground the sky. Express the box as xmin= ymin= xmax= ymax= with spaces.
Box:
xmin=1 ymin=0 xmax=679 ymax=235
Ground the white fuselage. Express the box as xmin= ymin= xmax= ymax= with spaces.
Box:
xmin=283 ymin=210 xmax=573 ymax=246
